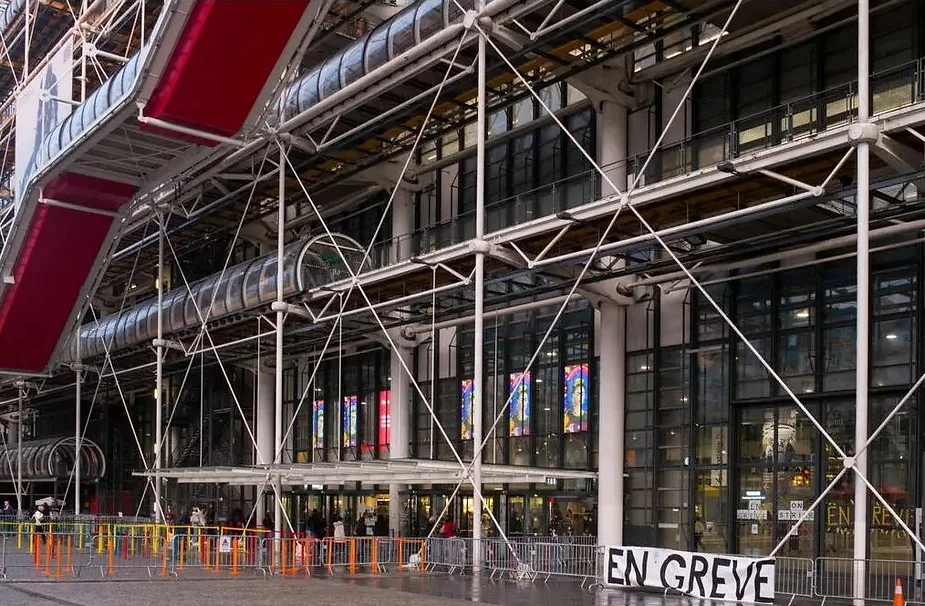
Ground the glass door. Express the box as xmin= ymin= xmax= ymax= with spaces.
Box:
xmin=735 ymin=405 xmax=818 ymax=557
xmin=459 ymin=496 xmax=496 ymax=537
xmin=507 ymin=496 xmax=526 ymax=536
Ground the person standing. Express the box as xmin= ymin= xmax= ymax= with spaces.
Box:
xmin=693 ymin=516 xmax=706 ymax=551
xmin=32 ymin=503 xmax=47 ymax=543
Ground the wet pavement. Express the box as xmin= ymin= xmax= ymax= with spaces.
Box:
xmin=0 ymin=574 xmax=824 ymax=605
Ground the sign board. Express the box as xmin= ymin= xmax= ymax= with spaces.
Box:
xmin=15 ymin=39 xmax=73 ymax=208
xmin=219 ymin=535 xmax=232 ymax=554
xmin=605 ymin=546 xmax=775 ymax=604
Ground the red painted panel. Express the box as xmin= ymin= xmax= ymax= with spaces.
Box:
xmin=0 ymin=205 xmax=114 ymax=372
xmin=43 ymin=171 xmax=137 ymax=212
xmin=143 ymin=0 xmax=309 ymax=140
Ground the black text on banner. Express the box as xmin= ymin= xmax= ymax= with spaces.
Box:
xmin=605 ymin=547 xmax=775 ymax=604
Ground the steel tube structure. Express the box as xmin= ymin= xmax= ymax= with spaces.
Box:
xmin=853 ymin=0 xmax=870 ymax=603
xmin=531 ymin=190 xmax=818 ymax=269
xmin=15 ymin=382 xmax=22 ymax=514
xmin=74 ymin=331 xmax=82 ymax=515
xmin=471 ymin=2 xmax=488 ymax=572
xmin=632 ymin=218 xmax=925 ymax=287
xmin=274 ymin=144 xmax=286 ymax=542
xmin=154 ymin=213 xmax=165 ymax=522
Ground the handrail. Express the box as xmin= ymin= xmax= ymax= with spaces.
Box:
xmin=363 ymin=55 xmax=925 ymax=264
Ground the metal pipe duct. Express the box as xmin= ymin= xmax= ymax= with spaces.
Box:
xmin=0 ymin=436 xmax=106 ymax=481
xmin=63 ymin=233 xmax=371 ymax=363
xmin=275 ymin=0 xmax=475 ymax=127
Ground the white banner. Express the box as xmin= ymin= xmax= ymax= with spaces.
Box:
xmin=15 ymin=38 xmax=73 ymax=208
xmin=605 ymin=546 xmax=775 ymax=604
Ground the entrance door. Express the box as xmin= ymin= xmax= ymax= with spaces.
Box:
xmin=459 ymin=496 xmax=496 ymax=537
xmin=735 ymin=405 xmax=817 ymax=558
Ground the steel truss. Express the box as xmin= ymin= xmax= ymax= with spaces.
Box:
xmin=471 ymin=2 xmax=918 ymax=604
xmin=0 ymin=2 xmax=916 ymax=601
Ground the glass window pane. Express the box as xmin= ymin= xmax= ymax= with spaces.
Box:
xmin=738 ymin=407 xmax=770 ymax=464
xmin=779 ymin=332 xmax=815 ymax=394
xmin=736 ymin=466 xmax=773 ymax=556
xmin=512 ymin=97 xmax=534 ymax=127
xmin=872 ymin=317 xmax=914 ymax=386
xmin=696 ymin=348 xmax=727 ymax=424
xmin=694 ymin=469 xmax=728 ymax=553
xmin=736 ymin=338 xmax=772 ymax=399
xmin=823 ymin=325 xmax=855 ymax=391
xmin=695 ymin=424 xmax=728 ymax=466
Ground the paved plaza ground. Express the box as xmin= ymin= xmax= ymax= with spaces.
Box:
xmin=0 ymin=575 xmax=825 ymax=606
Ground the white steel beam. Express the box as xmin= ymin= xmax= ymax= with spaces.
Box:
xmin=472 ymin=0 xmax=487 ymax=570
xmin=853 ymin=2 xmax=870 ymax=603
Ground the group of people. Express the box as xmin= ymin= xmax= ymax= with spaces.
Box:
xmin=162 ymin=503 xmax=218 ymax=527
xmin=302 ymin=508 xmax=390 ymax=539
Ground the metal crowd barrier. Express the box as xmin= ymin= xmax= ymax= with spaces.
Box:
xmin=9 ymin=526 xmax=919 ymax=604
xmin=815 ymin=557 xmax=924 ymax=604
xmin=773 ymin=557 xmax=815 ymax=604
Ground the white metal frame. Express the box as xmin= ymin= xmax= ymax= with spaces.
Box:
xmin=0 ymin=3 xmax=920 ymax=603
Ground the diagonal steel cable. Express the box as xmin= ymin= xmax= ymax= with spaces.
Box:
xmin=282 ymin=148 xmax=518 ymax=562
xmin=269 ymin=30 xmax=471 ymax=465
xmin=476 ymin=0 xmax=925 ymax=561
xmin=428 ymin=1 xmax=752 ymax=527
xmin=473 ymin=2 xmax=847 ymax=459
xmin=159 ymin=220 xmax=298 ymax=534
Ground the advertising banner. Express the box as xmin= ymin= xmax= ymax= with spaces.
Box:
xmin=605 ymin=546 xmax=775 ymax=604
xmin=15 ymin=39 xmax=73 ymax=207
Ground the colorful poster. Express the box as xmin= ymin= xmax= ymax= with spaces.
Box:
xmin=342 ymin=395 xmax=358 ymax=448
xmin=312 ymin=399 xmax=324 ymax=449
xmin=460 ymin=379 xmax=473 ymax=440
xmin=509 ymin=371 xmax=531 ymax=437
xmin=378 ymin=390 xmax=391 ymax=454
xmin=564 ymin=363 xmax=589 ymax=433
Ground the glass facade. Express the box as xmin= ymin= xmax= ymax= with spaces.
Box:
xmin=627 ymin=246 xmax=922 ymax=559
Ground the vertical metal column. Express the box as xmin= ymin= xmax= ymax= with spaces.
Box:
xmin=852 ymin=1 xmax=870 ymax=603
xmin=388 ymin=346 xmax=411 ymax=536
xmin=471 ymin=3 xmax=487 ymax=573
xmin=274 ymin=145 xmax=286 ymax=540
xmin=74 ymin=328 xmax=83 ymax=515
xmin=598 ymin=302 xmax=625 ymax=548
xmin=16 ymin=383 xmax=23 ymax=514
xmin=154 ymin=214 xmax=165 ymax=521
xmin=23 ymin=0 xmax=30 ymax=77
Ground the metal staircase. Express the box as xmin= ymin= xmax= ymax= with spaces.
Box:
xmin=169 ymin=425 xmax=203 ymax=468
